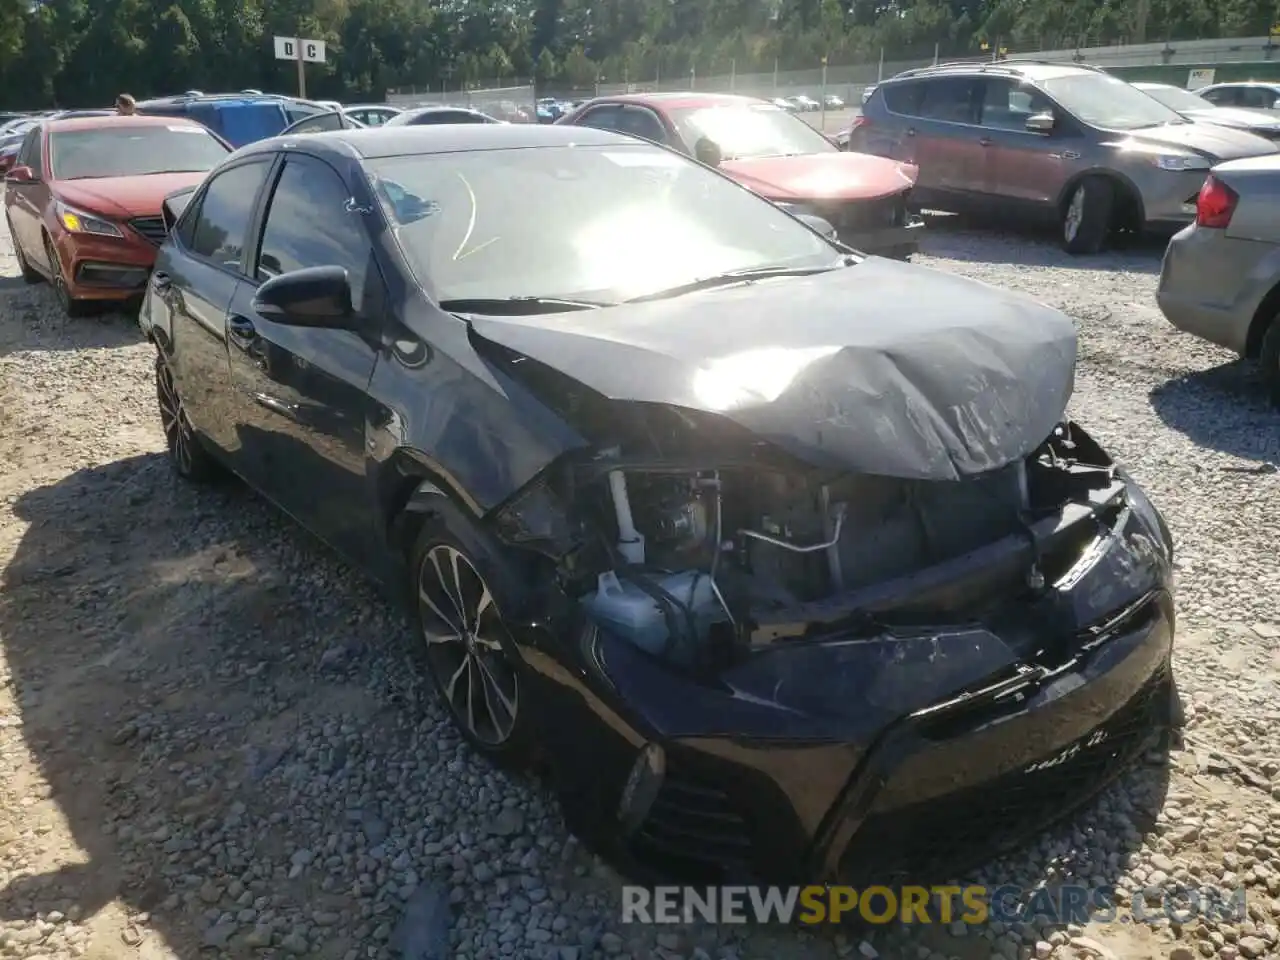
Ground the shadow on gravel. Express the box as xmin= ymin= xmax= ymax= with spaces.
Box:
xmin=918 ymin=212 xmax=1167 ymax=275
xmin=0 ymin=452 xmax=463 ymax=958
xmin=0 ymin=291 xmax=143 ymax=356
xmin=1150 ymin=360 xmax=1280 ymax=464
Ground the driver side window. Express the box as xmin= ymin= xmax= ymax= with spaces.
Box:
xmin=978 ymin=78 xmax=1053 ymax=131
xmin=255 ymin=156 xmax=370 ymax=313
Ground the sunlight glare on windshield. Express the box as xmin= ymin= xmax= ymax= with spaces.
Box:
xmin=570 ymin=203 xmax=747 ymax=299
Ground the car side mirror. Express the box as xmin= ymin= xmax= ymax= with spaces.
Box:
xmin=1025 ymin=112 xmax=1055 ymax=134
xmin=694 ymin=136 xmax=722 ymax=166
xmin=796 ymin=213 xmax=838 ymax=241
xmin=5 ymin=165 xmax=35 ymax=183
xmin=252 ymin=265 xmax=353 ymax=327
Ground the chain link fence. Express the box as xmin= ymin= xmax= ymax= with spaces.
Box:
xmin=590 ymin=34 xmax=1280 ymax=104
xmin=385 ymin=84 xmax=537 ymax=122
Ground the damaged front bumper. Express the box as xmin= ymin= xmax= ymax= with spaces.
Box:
xmin=841 ymin=216 xmax=925 ymax=259
xmin=514 ymin=473 xmax=1175 ymax=885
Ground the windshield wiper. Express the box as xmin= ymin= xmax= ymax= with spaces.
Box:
xmin=625 ymin=263 xmax=846 ymax=304
xmin=439 ymin=296 xmax=612 ymax=315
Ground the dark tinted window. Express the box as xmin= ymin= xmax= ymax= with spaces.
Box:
xmin=978 ymin=78 xmax=1054 ymax=130
xmin=1238 ymin=86 xmax=1280 ymax=109
xmin=1198 ymin=87 xmax=1236 ymax=106
xmin=16 ymin=128 xmax=39 ymax=170
xmin=256 ymin=157 xmax=369 ymax=311
xmin=918 ymin=77 xmax=981 ymax=123
xmin=49 ymin=125 xmax=230 ymax=179
xmin=577 ymin=105 xmax=623 ymax=131
xmin=189 ymin=160 xmax=271 ymax=268
xmin=409 ymin=110 xmax=490 ymax=125
xmin=881 ymin=81 xmax=924 ymax=116
xmin=617 ymin=106 xmax=668 ymax=143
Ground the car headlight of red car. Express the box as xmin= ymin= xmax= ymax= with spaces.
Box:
xmin=55 ymin=200 xmax=123 ymax=238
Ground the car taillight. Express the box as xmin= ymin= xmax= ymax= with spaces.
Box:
xmin=849 ymin=115 xmax=869 ymax=130
xmin=1195 ymin=175 xmax=1238 ymax=228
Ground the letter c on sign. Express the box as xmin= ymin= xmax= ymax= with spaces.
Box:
xmin=306 ymin=44 xmax=316 ymax=58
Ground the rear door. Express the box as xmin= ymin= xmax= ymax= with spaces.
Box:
xmin=908 ymin=75 xmax=987 ymax=197
xmin=161 ymin=157 xmax=276 ymax=455
xmin=224 ymin=153 xmax=383 ymax=564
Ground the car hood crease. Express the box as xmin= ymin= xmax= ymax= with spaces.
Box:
xmin=465 ymin=258 xmax=1078 ymax=481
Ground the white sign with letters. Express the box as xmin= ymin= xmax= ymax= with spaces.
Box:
xmin=273 ymin=36 xmax=326 ymax=63
xmin=1187 ymin=68 xmax=1215 ymax=89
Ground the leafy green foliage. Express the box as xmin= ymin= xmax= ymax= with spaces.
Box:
xmin=3 ymin=0 xmax=1278 ymax=107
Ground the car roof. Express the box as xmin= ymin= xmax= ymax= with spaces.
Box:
xmin=884 ymin=60 xmax=1102 ymax=84
xmin=44 ymin=114 xmax=209 ymax=133
xmin=588 ymin=92 xmax=768 ymax=111
xmin=245 ymin=123 xmax=634 ymax=161
xmin=1201 ymin=81 xmax=1280 ymax=88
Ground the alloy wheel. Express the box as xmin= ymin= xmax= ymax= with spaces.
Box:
xmin=417 ymin=544 xmax=519 ymax=746
xmin=1064 ymin=186 xmax=1085 ymax=243
xmin=156 ymin=360 xmax=196 ymax=475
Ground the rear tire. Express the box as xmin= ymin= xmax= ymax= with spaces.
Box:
xmin=1061 ymin=177 xmax=1114 ymax=255
xmin=155 ymin=354 xmax=223 ymax=483
xmin=1260 ymin=315 xmax=1280 ymax=409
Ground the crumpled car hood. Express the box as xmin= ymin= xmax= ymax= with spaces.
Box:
xmin=466 ymin=257 xmax=1077 ymax=481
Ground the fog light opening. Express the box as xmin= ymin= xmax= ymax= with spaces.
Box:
xmin=617 ymin=742 xmax=665 ymax=834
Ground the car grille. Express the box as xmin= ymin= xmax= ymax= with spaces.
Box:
xmin=837 ymin=664 xmax=1169 ymax=886
xmin=129 ymin=216 xmax=167 ymax=247
xmin=821 ymin=193 xmax=908 ymax=234
xmin=627 ymin=763 xmax=754 ymax=881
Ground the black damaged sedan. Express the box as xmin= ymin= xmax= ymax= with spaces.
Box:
xmin=140 ymin=123 xmax=1179 ymax=886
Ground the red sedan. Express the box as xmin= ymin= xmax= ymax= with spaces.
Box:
xmin=557 ymin=92 xmax=923 ymax=258
xmin=4 ymin=115 xmax=231 ymax=316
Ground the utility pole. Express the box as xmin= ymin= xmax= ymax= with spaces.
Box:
xmin=296 ymin=20 xmax=306 ymax=98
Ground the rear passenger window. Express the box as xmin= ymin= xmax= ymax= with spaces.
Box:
xmin=882 ymin=81 xmax=925 ymax=116
xmin=919 ymin=78 xmax=981 ymax=123
xmin=188 ymin=160 xmax=271 ymax=269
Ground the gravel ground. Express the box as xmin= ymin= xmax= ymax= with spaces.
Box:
xmin=1 ymin=212 xmax=1279 ymax=960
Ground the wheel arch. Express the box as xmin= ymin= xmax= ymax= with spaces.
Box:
xmin=381 ymin=449 xmax=485 ymax=561
xmin=1057 ymin=170 xmax=1145 ymax=233
xmin=1245 ymin=279 xmax=1280 ymax=359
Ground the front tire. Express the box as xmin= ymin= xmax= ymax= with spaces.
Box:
xmin=155 ymin=355 xmax=222 ymax=482
xmin=410 ymin=511 xmax=537 ymax=768
xmin=1061 ymin=177 xmax=1113 ymax=255
xmin=1260 ymin=314 xmax=1280 ymax=409
xmin=44 ymin=234 xmax=90 ymax=317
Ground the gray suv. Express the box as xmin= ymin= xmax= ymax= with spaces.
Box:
xmin=849 ymin=60 xmax=1279 ymax=253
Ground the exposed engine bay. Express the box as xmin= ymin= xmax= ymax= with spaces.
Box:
xmin=490 ymin=378 xmax=1135 ymax=674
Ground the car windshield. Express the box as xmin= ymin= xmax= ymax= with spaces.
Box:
xmin=368 ymin=142 xmax=841 ymax=303
xmin=668 ymin=104 xmax=836 ymax=159
xmin=1138 ymin=85 xmax=1211 ymax=112
xmin=1039 ymin=73 xmax=1185 ymax=130
xmin=49 ymin=125 xmax=230 ymax=179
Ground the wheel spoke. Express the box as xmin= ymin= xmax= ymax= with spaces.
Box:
xmin=444 ymin=654 xmax=470 ymax=703
xmin=476 ymin=655 xmax=516 ymax=725
xmin=430 ymin=548 xmax=467 ymax=626
xmin=472 ymin=585 xmax=493 ymax=632
xmin=464 ymin=656 xmax=478 ymax=733
xmin=418 ymin=583 xmax=464 ymax=637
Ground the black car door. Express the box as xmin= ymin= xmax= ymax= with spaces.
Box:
xmin=224 ymin=153 xmax=383 ymax=566
xmin=161 ymin=157 xmax=275 ymax=454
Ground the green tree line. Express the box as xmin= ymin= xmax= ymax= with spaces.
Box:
xmin=2 ymin=0 xmax=1280 ymax=108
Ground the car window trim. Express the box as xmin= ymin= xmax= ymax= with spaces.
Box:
xmin=180 ymin=154 xmax=278 ymax=278
xmin=578 ymin=104 xmax=622 ymax=129
xmin=884 ymin=75 xmax=1081 ymax=134
xmin=974 ymin=77 xmax=1051 ymax=133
